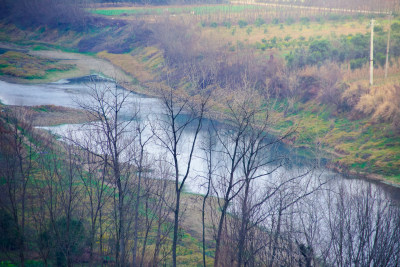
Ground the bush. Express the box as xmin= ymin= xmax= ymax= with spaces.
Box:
xmin=308 ymin=39 xmax=332 ymax=64
xmin=374 ymin=25 xmax=383 ymax=33
xmin=300 ymin=17 xmax=310 ymax=25
xmin=53 ymin=217 xmax=86 ymax=267
xmin=272 ymin=18 xmax=279 ymax=25
xmin=246 ymin=26 xmax=252 ymax=35
xmin=0 ymin=210 xmax=20 ymax=251
xmin=350 ymin=58 xmax=366 ymax=70
xmin=284 ymin=35 xmax=292 ymax=42
xmin=223 ymin=21 xmax=231 ymax=29
xmin=315 ymin=16 xmax=325 ymax=24
xmin=356 ymin=85 xmax=400 ymax=130
xmin=286 ymin=17 xmax=295 ymax=25
xmin=391 ymin=22 xmax=400 ymax=32
xmin=238 ymin=20 xmax=248 ymax=28
xmin=255 ymin=17 xmax=265 ymax=27
xmin=210 ymin=22 xmax=218 ymax=28
xmin=375 ymin=52 xmax=386 ymax=68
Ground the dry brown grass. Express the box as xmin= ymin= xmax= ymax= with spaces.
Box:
xmin=356 ymin=84 xmax=400 ymax=127
xmin=6 ymin=105 xmax=94 ymax=126
xmin=343 ymin=58 xmax=400 ymax=85
xmin=97 ymin=49 xmax=160 ymax=83
xmin=0 ymin=51 xmax=74 ymax=79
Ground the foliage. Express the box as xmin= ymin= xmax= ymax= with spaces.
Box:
xmin=0 ymin=210 xmax=20 ymax=251
xmin=246 ymin=26 xmax=252 ymax=35
xmin=255 ymin=17 xmax=265 ymax=27
xmin=52 ymin=218 xmax=86 ymax=267
xmin=238 ymin=20 xmax=248 ymax=28
xmin=2 ymin=0 xmax=91 ymax=30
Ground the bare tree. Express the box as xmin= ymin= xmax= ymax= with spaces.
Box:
xmin=131 ymin=116 xmax=153 ymax=267
xmin=0 ymin=108 xmax=35 ymax=267
xmin=72 ymin=129 xmax=113 ymax=266
xmin=152 ymin=83 xmax=210 ymax=267
xmin=323 ymin=183 xmax=400 ymax=266
xmin=75 ymin=78 xmax=138 ymax=266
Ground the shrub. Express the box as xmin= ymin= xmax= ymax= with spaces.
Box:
xmin=350 ymin=58 xmax=366 ymax=70
xmin=300 ymin=17 xmax=310 ymax=25
xmin=0 ymin=210 xmax=20 ymax=251
xmin=356 ymin=85 xmax=400 ymax=130
xmin=246 ymin=26 xmax=252 ymax=35
xmin=391 ymin=22 xmax=400 ymax=32
xmin=210 ymin=22 xmax=218 ymax=28
xmin=286 ymin=17 xmax=295 ymax=25
xmin=255 ymin=17 xmax=265 ymax=27
xmin=223 ymin=21 xmax=231 ymax=28
xmin=308 ymin=39 xmax=332 ymax=64
xmin=316 ymin=16 xmax=325 ymax=24
xmin=272 ymin=18 xmax=279 ymax=25
xmin=341 ymin=82 xmax=369 ymax=109
xmin=374 ymin=25 xmax=383 ymax=33
xmin=53 ymin=217 xmax=86 ymax=267
xmin=238 ymin=20 xmax=248 ymax=28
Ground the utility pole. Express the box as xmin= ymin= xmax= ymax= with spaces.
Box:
xmin=385 ymin=13 xmax=392 ymax=79
xmin=370 ymin=19 xmax=375 ymax=86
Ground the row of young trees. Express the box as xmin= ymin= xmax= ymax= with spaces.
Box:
xmin=258 ymin=0 xmax=399 ymax=13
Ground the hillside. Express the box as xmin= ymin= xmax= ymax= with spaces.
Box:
xmin=4 ymin=4 xmax=398 ymax=182
xmin=1 ymin=1 xmax=400 ymax=266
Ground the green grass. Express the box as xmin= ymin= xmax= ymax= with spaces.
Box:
xmin=270 ymin=100 xmax=400 ymax=179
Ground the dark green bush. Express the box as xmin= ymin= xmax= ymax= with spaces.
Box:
xmin=0 ymin=210 xmax=20 ymax=251
xmin=255 ymin=17 xmax=265 ymax=27
xmin=223 ymin=21 xmax=231 ymax=28
xmin=238 ymin=20 xmax=248 ymax=28
xmin=350 ymin=58 xmax=366 ymax=70
xmin=286 ymin=17 xmax=295 ymax=25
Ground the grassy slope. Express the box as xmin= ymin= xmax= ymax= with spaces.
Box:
xmin=0 ymin=51 xmax=76 ymax=81
xmin=92 ymin=14 xmax=400 ymax=183
xmin=1 ymin=11 xmax=399 ymax=184
xmin=0 ymin=103 xmax=214 ymax=266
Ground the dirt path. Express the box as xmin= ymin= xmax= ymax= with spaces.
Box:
xmin=29 ymin=50 xmax=133 ymax=83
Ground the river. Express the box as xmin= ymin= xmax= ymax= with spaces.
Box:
xmin=1 ymin=76 xmax=399 ymax=202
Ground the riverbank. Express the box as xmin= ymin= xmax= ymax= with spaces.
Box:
xmin=0 ymin=104 xmax=94 ymax=127
xmin=0 ymin=21 xmax=399 ymax=184
xmin=2 ymin=48 xmax=400 ymax=187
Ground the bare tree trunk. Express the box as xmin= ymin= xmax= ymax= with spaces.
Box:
xmin=153 ymin=86 xmax=209 ymax=267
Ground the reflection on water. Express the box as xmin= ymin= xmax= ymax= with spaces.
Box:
xmin=1 ymin=77 xmax=400 ymax=202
